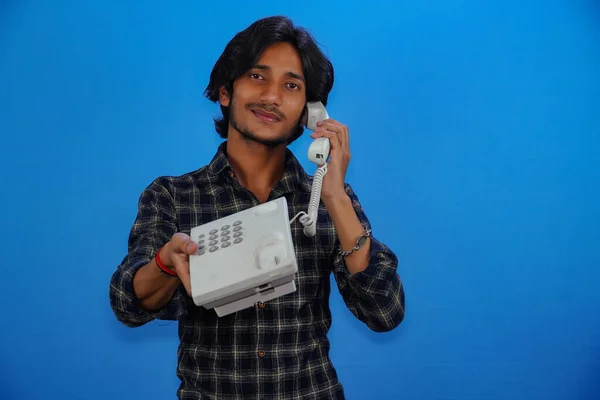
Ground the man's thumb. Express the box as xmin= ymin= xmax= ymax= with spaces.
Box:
xmin=170 ymin=233 xmax=192 ymax=253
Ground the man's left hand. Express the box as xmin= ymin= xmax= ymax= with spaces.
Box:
xmin=310 ymin=118 xmax=351 ymax=202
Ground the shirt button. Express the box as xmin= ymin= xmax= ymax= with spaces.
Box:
xmin=258 ymin=350 xmax=265 ymax=357
xmin=258 ymin=302 xmax=265 ymax=308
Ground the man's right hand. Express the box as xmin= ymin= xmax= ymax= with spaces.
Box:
xmin=160 ymin=232 xmax=199 ymax=296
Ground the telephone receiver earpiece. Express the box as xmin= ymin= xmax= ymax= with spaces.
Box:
xmin=305 ymin=101 xmax=329 ymax=130
xmin=306 ymin=101 xmax=331 ymax=166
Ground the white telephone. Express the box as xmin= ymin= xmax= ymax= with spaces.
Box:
xmin=188 ymin=101 xmax=331 ymax=316
xmin=290 ymin=101 xmax=331 ymax=237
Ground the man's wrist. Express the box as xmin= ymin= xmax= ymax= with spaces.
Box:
xmin=155 ymin=245 xmax=177 ymax=277
xmin=160 ymin=242 xmax=174 ymax=268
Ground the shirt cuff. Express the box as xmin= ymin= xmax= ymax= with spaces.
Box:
xmin=337 ymin=236 xmax=398 ymax=298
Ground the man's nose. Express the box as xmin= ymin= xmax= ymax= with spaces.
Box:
xmin=259 ymin=81 xmax=283 ymax=106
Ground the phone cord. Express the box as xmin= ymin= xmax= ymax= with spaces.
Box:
xmin=289 ymin=163 xmax=328 ymax=237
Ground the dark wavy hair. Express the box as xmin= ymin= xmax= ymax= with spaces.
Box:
xmin=204 ymin=16 xmax=334 ymax=143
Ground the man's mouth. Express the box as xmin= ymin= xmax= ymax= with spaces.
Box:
xmin=251 ymin=109 xmax=281 ymax=123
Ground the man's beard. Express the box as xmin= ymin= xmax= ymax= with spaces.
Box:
xmin=228 ymin=96 xmax=303 ymax=148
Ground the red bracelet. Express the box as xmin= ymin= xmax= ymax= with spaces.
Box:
xmin=155 ymin=247 xmax=177 ymax=277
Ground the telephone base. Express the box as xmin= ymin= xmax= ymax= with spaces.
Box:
xmin=188 ymin=196 xmax=298 ymax=317
xmin=208 ymin=278 xmax=296 ymax=317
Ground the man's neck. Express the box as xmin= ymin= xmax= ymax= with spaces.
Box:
xmin=225 ymin=133 xmax=287 ymax=203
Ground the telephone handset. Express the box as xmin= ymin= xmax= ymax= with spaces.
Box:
xmin=306 ymin=102 xmax=331 ymax=166
xmin=290 ymin=101 xmax=331 ymax=237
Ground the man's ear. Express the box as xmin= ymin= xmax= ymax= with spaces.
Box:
xmin=219 ymin=86 xmax=231 ymax=107
xmin=300 ymin=106 xmax=308 ymax=127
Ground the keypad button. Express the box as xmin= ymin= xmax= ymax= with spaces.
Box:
xmin=221 ymin=230 xmax=230 ymax=236
xmin=233 ymin=221 xmax=242 ymax=226
xmin=233 ymin=226 xmax=242 ymax=232
xmin=222 ymin=224 xmax=230 ymax=230
xmin=233 ymin=232 xmax=242 ymax=238
xmin=209 ymin=229 xmax=218 ymax=235
xmin=209 ymin=240 xmax=218 ymax=246
xmin=209 ymin=246 xmax=218 ymax=252
xmin=221 ymin=235 xmax=231 ymax=242
xmin=209 ymin=234 xmax=218 ymax=240
xmin=234 ymin=237 xmax=243 ymax=244
xmin=221 ymin=242 xmax=230 ymax=248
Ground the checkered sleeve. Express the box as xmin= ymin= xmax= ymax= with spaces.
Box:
xmin=109 ymin=177 xmax=189 ymax=328
xmin=331 ymin=183 xmax=406 ymax=332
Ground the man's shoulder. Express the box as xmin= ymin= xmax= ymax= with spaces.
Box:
xmin=141 ymin=164 xmax=213 ymax=194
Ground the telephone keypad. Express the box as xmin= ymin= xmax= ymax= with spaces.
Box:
xmin=195 ymin=221 xmax=244 ymax=256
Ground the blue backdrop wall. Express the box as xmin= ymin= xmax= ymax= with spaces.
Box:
xmin=1 ymin=1 xmax=599 ymax=399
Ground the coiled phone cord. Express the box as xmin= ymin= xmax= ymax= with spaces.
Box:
xmin=289 ymin=163 xmax=328 ymax=237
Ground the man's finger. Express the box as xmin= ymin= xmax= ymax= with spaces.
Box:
xmin=311 ymin=130 xmax=341 ymax=148
xmin=173 ymin=258 xmax=192 ymax=296
xmin=171 ymin=233 xmax=197 ymax=254
xmin=184 ymin=241 xmax=198 ymax=255
xmin=319 ymin=122 xmax=349 ymax=154
xmin=318 ymin=119 xmax=344 ymax=129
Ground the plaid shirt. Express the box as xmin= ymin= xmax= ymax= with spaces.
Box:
xmin=109 ymin=141 xmax=405 ymax=400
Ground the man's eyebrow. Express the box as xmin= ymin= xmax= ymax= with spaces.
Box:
xmin=253 ymin=64 xmax=305 ymax=83
xmin=287 ymin=71 xmax=305 ymax=83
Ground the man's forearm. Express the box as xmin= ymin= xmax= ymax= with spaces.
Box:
xmin=323 ymin=193 xmax=370 ymax=274
xmin=132 ymin=259 xmax=181 ymax=311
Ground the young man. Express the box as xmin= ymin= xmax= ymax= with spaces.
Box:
xmin=109 ymin=15 xmax=405 ymax=400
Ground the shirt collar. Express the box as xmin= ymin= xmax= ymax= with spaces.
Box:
xmin=207 ymin=141 xmax=312 ymax=194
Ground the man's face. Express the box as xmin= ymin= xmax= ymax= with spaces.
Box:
xmin=219 ymin=42 xmax=307 ymax=147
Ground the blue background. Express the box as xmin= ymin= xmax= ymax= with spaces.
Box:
xmin=1 ymin=1 xmax=599 ymax=399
